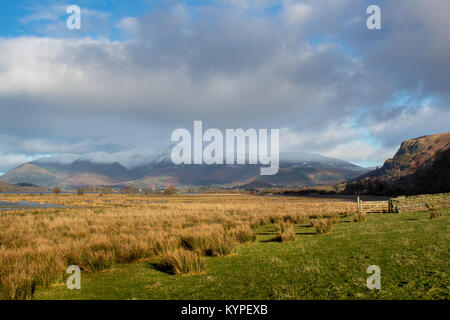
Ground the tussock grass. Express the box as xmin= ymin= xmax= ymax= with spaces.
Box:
xmin=157 ymin=249 xmax=205 ymax=275
xmin=33 ymin=208 xmax=450 ymax=300
xmin=0 ymin=193 xmax=351 ymax=299
xmin=79 ymin=250 xmax=115 ymax=272
xmin=232 ymin=225 xmax=256 ymax=243
xmin=429 ymin=208 xmax=443 ymax=219
xmin=181 ymin=227 xmax=237 ymax=256
xmin=311 ymin=217 xmax=336 ymax=234
xmin=354 ymin=212 xmax=366 ymax=222
xmin=279 ymin=222 xmax=296 ymax=242
xmin=0 ymin=246 xmax=65 ymax=300
xmin=0 ymin=271 xmax=35 ymax=300
xmin=205 ymin=236 xmax=237 ymax=257
xmin=341 ymin=205 xmax=355 ymax=217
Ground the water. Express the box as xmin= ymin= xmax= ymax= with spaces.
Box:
xmin=0 ymin=201 xmax=65 ymax=211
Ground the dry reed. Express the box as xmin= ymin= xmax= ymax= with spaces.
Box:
xmin=0 ymin=193 xmax=349 ymax=299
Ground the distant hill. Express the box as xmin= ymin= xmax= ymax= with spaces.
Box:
xmin=234 ymin=180 xmax=275 ymax=190
xmin=0 ymin=182 xmax=48 ymax=193
xmin=0 ymin=160 xmax=132 ymax=188
xmin=345 ymin=132 xmax=450 ymax=195
xmin=0 ymin=150 xmax=369 ymax=188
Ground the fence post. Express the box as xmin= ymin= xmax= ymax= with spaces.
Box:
xmin=357 ymin=196 xmax=360 ymax=214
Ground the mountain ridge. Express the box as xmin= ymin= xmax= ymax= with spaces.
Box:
xmin=345 ymin=132 xmax=450 ymax=195
xmin=0 ymin=150 xmax=370 ymax=188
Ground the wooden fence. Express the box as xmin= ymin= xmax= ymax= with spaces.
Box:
xmin=357 ymin=197 xmax=392 ymax=214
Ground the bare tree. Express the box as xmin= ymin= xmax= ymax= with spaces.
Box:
xmin=164 ymin=185 xmax=177 ymax=195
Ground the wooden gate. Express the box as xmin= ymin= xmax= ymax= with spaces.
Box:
xmin=357 ymin=197 xmax=391 ymax=214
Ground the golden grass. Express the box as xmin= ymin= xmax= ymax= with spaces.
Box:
xmin=428 ymin=208 xmax=443 ymax=219
xmin=158 ymin=249 xmax=206 ymax=275
xmin=311 ymin=217 xmax=337 ymax=234
xmin=353 ymin=212 xmax=366 ymax=222
xmin=279 ymin=222 xmax=296 ymax=242
xmin=232 ymin=224 xmax=256 ymax=243
xmin=180 ymin=225 xmax=237 ymax=256
xmin=0 ymin=193 xmax=354 ymax=299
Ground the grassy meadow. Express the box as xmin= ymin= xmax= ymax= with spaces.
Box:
xmin=0 ymin=193 xmax=448 ymax=300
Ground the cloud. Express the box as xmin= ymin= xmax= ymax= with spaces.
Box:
xmin=321 ymin=141 xmax=396 ymax=166
xmin=280 ymin=121 xmax=397 ymax=166
xmin=18 ymin=3 xmax=112 ymax=38
xmin=0 ymin=0 xmax=449 ymax=171
xmin=285 ymin=2 xmax=312 ymax=24
xmin=0 ymin=153 xmax=44 ymax=173
xmin=117 ymin=17 xmax=139 ymax=35
xmin=367 ymin=104 xmax=450 ymax=148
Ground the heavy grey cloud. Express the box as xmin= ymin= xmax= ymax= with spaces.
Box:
xmin=0 ymin=0 xmax=449 ymax=172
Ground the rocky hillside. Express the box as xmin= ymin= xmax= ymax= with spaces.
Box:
xmin=345 ymin=132 xmax=450 ymax=195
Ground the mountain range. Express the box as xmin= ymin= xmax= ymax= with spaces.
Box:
xmin=2 ymin=132 xmax=449 ymax=193
xmin=0 ymin=150 xmax=370 ymax=189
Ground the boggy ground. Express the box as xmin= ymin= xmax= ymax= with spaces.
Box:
xmin=0 ymin=193 xmax=448 ymax=300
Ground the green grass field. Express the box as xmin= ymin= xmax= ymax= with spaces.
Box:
xmin=34 ymin=209 xmax=449 ymax=300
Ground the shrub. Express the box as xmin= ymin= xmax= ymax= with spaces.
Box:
xmin=121 ymin=185 xmax=137 ymax=194
xmin=52 ymin=187 xmax=61 ymax=195
xmin=158 ymin=249 xmax=205 ymax=275
xmin=77 ymin=188 xmax=85 ymax=196
xmin=311 ymin=218 xmax=336 ymax=234
xmin=429 ymin=208 xmax=442 ymax=219
xmin=164 ymin=186 xmax=177 ymax=195
xmin=279 ymin=222 xmax=296 ymax=242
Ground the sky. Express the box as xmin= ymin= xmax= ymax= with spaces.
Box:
xmin=0 ymin=0 xmax=449 ymax=174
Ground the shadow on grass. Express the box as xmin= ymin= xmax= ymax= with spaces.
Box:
xmin=260 ymin=232 xmax=316 ymax=242
xmin=260 ymin=236 xmax=283 ymax=243
xmin=148 ymin=261 xmax=176 ymax=275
